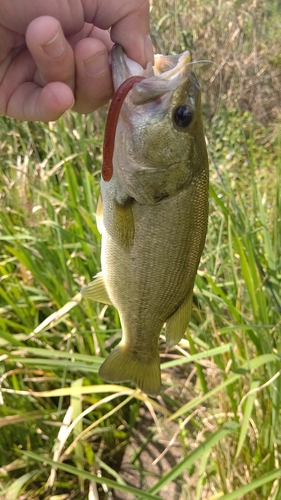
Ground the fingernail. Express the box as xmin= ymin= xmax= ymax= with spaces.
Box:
xmin=83 ymin=51 xmax=107 ymax=75
xmin=144 ymin=34 xmax=154 ymax=65
xmin=42 ymin=30 xmax=64 ymax=58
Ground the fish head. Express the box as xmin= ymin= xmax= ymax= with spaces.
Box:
xmin=110 ymin=45 xmax=209 ymax=205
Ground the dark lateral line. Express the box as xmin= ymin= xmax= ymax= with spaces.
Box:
xmin=102 ymin=76 xmax=145 ymax=182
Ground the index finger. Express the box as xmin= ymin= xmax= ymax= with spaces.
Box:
xmin=110 ymin=2 xmax=154 ymax=67
xmin=84 ymin=0 xmax=154 ymax=68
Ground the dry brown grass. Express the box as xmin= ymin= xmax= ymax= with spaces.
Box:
xmin=150 ymin=0 xmax=281 ymax=123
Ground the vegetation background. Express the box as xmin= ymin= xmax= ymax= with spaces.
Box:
xmin=0 ymin=0 xmax=281 ymax=498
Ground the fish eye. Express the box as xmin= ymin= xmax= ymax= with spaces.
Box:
xmin=173 ymin=105 xmax=193 ymax=128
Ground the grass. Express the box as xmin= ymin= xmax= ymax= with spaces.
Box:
xmin=1 ymin=0 xmax=281 ymax=499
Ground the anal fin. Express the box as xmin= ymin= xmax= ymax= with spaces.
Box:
xmin=81 ymin=273 xmax=112 ymax=305
xmin=165 ymin=290 xmax=193 ymax=347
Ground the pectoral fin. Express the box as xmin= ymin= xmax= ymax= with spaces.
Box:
xmin=165 ymin=290 xmax=193 ymax=346
xmin=81 ymin=273 xmax=112 ymax=305
xmin=113 ymin=198 xmax=135 ymax=248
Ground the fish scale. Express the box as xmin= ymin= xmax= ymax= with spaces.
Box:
xmin=82 ymin=45 xmax=209 ymax=396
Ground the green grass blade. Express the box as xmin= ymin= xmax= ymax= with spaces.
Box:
xmin=0 ymin=470 xmax=40 ymax=500
xmin=71 ymin=378 xmax=85 ymax=490
xmin=21 ymin=451 xmax=163 ymax=500
xmin=235 ymin=379 xmax=260 ymax=458
xmin=218 ymin=468 xmax=281 ymax=499
xmin=147 ymin=422 xmax=239 ymax=495
xmin=168 ymin=353 xmax=279 ymax=421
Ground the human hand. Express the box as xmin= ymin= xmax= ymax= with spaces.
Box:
xmin=0 ymin=0 xmax=153 ymax=121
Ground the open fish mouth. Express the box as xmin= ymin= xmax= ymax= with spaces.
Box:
xmin=111 ymin=44 xmax=192 ymax=106
xmin=102 ymin=45 xmax=196 ymax=183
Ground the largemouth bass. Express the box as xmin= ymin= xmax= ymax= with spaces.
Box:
xmin=82 ymin=45 xmax=209 ymax=396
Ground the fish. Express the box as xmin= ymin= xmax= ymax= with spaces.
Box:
xmin=82 ymin=44 xmax=209 ymax=396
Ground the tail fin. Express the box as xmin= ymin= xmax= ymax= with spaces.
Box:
xmin=99 ymin=345 xmax=161 ymax=396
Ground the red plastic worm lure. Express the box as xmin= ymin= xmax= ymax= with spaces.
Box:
xmin=102 ymin=76 xmax=145 ymax=182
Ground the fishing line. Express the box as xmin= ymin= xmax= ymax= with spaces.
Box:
xmin=188 ymin=58 xmax=222 ymax=119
